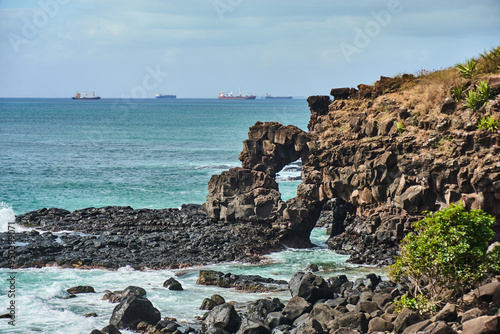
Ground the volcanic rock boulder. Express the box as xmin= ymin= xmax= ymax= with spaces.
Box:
xmin=203 ymin=303 xmax=242 ymax=333
xmin=109 ymin=296 xmax=160 ymax=330
xmin=289 ymin=272 xmax=332 ymax=304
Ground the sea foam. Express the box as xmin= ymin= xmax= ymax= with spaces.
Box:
xmin=0 ymin=202 xmax=15 ymax=232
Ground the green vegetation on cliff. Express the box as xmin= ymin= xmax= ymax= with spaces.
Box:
xmin=389 ymin=203 xmax=500 ymax=313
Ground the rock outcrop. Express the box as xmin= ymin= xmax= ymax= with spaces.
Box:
xmin=308 ymin=87 xmax=500 ymax=264
xmin=109 ymin=295 xmax=161 ymax=330
xmin=204 ymin=121 xmax=322 ymax=247
xmin=204 ymin=73 xmax=500 ymax=264
xmin=196 ymin=270 xmax=288 ymax=293
xmin=5 ymin=205 xmax=282 ymax=269
xmin=198 ymin=272 xmax=500 ymax=334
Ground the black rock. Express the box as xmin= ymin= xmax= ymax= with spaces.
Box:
xmin=271 ymin=324 xmax=292 ymax=334
xmin=282 ymin=296 xmax=312 ymax=322
xmin=238 ymin=317 xmax=271 ymax=334
xmin=246 ymin=298 xmax=284 ymax=322
xmin=101 ymin=324 xmax=122 ymax=334
xmin=5 ymin=205 xmax=285 ymax=270
xmin=289 ymin=272 xmax=332 ymax=303
xmin=67 ymin=286 xmax=95 ymax=294
xmin=203 ymin=303 xmax=241 ymax=333
xmin=265 ymin=312 xmax=288 ymax=329
xmin=109 ymin=296 xmax=161 ymax=330
xmin=200 ymin=298 xmax=218 ymax=310
xmin=163 ymin=277 xmax=183 ymax=291
xmin=327 ymin=275 xmax=349 ymax=294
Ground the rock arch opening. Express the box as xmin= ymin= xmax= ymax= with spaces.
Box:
xmin=204 ymin=121 xmax=321 ymax=247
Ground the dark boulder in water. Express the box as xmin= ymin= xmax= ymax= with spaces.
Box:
xmin=163 ymin=277 xmax=183 ymax=291
xmin=109 ymin=295 xmax=161 ymax=330
xmin=100 ymin=324 xmax=121 ymax=334
xmin=200 ymin=298 xmax=218 ymax=310
xmin=197 ymin=270 xmax=288 ymax=293
xmin=104 ymin=286 xmax=147 ymax=303
xmin=66 ymin=285 xmax=95 ymax=294
xmin=200 ymin=294 xmax=226 ymax=310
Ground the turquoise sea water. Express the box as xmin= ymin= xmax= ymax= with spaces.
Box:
xmin=0 ymin=98 xmax=308 ymax=214
xmin=0 ymin=98 xmax=382 ymax=333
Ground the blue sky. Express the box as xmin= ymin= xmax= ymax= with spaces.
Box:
xmin=1 ymin=0 xmax=499 ymax=98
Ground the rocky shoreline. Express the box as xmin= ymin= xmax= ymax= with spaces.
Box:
xmin=1 ymin=204 xmax=284 ymax=269
xmin=32 ymin=270 xmax=498 ymax=334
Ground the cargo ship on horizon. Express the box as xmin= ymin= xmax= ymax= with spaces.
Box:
xmin=155 ymin=93 xmax=176 ymax=99
xmin=72 ymin=91 xmax=100 ymax=100
xmin=265 ymin=94 xmax=292 ymax=99
xmin=218 ymin=88 xmax=256 ymax=100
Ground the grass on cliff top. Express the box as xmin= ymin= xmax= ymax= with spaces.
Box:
xmin=319 ymin=46 xmax=500 ymax=144
xmin=383 ymin=46 xmax=500 ymax=115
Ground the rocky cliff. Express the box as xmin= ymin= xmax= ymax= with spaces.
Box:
xmin=205 ymin=69 xmax=500 ymax=265
xmin=204 ymin=121 xmax=321 ymax=247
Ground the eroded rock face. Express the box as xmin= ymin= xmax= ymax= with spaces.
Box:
xmin=307 ymin=89 xmax=500 ymax=264
xmin=239 ymin=121 xmax=309 ymax=176
xmin=205 ymin=78 xmax=500 ymax=264
xmin=204 ymin=121 xmax=320 ymax=247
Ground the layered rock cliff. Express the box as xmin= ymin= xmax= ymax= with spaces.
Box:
xmin=205 ymin=70 xmax=500 ymax=264
xmin=204 ymin=122 xmax=321 ymax=247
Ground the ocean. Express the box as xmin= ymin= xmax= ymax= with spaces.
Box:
xmin=0 ymin=98 xmax=380 ymax=333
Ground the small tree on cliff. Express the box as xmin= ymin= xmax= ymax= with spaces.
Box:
xmin=389 ymin=202 xmax=500 ymax=307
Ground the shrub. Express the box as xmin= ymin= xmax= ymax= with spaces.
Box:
xmin=478 ymin=46 xmax=500 ymax=74
xmin=455 ymin=58 xmax=477 ymax=78
xmin=477 ymin=80 xmax=494 ymax=102
xmin=465 ymin=90 xmax=480 ymax=110
xmin=464 ymin=80 xmax=496 ymax=110
xmin=477 ymin=115 xmax=499 ymax=132
xmin=395 ymin=121 xmax=405 ymax=134
xmin=451 ymin=86 xmax=464 ymax=101
xmin=394 ymin=294 xmax=437 ymax=316
xmin=389 ymin=203 xmax=499 ymax=305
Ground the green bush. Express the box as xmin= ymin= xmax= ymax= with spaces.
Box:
xmin=394 ymin=294 xmax=437 ymax=316
xmin=395 ymin=121 xmax=405 ymax=134
xmin=389 ymin=203 xmax=499 ymax=304
xmin=451 ymin=86 xmax=464 ymax=101
xmin=465 ymin=90 xmax=480 ymax=109
xmin=477 ymin=80 xmax=495 ymax=103
xmin=479 ymin=46 xmax=500 ymax=74
xmin=477 ymin=115 xmax=499 ymax=132
xmin=456 ymin=58 xmax=477 ymax=78
xmin=465 ymin=80 xmax=496 ymax=110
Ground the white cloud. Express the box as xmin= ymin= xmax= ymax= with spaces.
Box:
xmin=0 ymin=0 xmax=499 ymax=97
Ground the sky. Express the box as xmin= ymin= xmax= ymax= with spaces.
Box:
xmin=0 ymin=0 xmax=499 ymax=98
